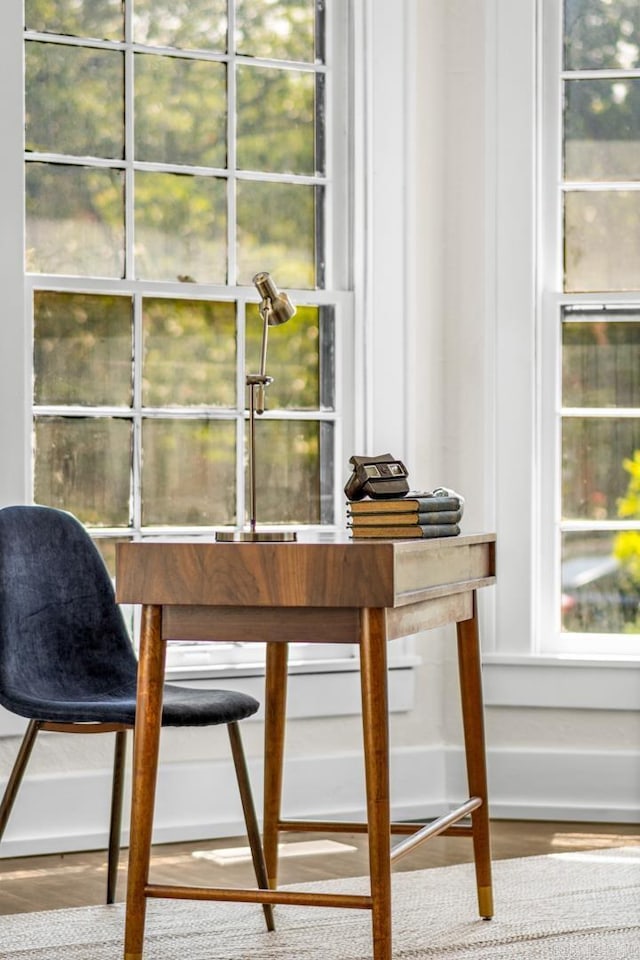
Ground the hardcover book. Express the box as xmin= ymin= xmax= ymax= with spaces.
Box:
xmin=349 ymin=524 xmax=461 ymax=539
xmin=347 ymin=495 xmax=461 ymax=515
xmin=348 ymin=509 xmax=463 ymax=527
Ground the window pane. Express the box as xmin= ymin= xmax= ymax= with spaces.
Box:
xmin=26 ymin=163 xmax=125 ymax=277
xmin=134 ymin=54 xmax=226 ymax=167
xmin=26 ymin=43 xmax=124 ymax=160
xmin=250 ymin=420 xmax=323 ymax=524
xmin=563 ymin=312 xmax=640 ymax=408
xmin=34 ymin=292 xmax=132 ymax=406
xmin=236 ymin=0 xmax=325 ymax=63
xmin=237 ymin=65 xmax=321 ymax=175
xmin=133 ymin=0 xmax=227 ymax=52
xmin=237 ymin=181 xmax=319 ymax=288
xmin=562 ymin=530 xmax=640 ymax=633
xmin=34 ymin=417 xmax=132 ymax=525
xmin=236 ymin=0 xmax=322 ymax=63
xmin=564 ymin=0 xmax=640 ymax=71
xmin=25 ymin=0 xmax=124 ymax=41
xmin=564 ymin=79 xmax=640 ymax=182
xmin=564 ymin=190 xmax=640 ymax=292
xmin=134 ymin=171 xmax=227 ymax=282
xmin=142 ymin=298 xmax=236 ymax=407
xmin=246 ymin=304 xmax=334 ymax=410
xmin=141 ymin=419 xmax=236 ymax=525
xmin=562 ymin=416 xmax=640 ymax=519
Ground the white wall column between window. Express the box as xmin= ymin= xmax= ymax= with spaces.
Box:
xmin=0 ymin=5 xmax=28 ymax=507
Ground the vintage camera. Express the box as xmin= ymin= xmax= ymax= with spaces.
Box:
xmin=344 ymin=453 xmax=410 ymax=501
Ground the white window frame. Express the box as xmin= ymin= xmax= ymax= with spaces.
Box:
xmin=0 ymin=2 xmax=418 ymax=708
xmin=22 ymin=2 xmax=354 ymax=676
xmin=482 ymin=0 xmax=640 ymax=710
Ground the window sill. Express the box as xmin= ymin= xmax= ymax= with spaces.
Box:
xmin=0 ymin=658 xmax=420 ymax=737
xmin=166 ymin=653 xmax=420 ymax=681
xmin=482 ymin=654 xmax=640 ymax=711
xmin=166 ymin=656 xmax=420 ymax=721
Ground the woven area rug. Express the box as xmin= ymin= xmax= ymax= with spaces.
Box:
xmin=0 ymin=846 xmax=638 ymax=959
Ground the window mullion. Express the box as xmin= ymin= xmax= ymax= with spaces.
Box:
xmin=132 ymin=293 xmax=143 ymax=533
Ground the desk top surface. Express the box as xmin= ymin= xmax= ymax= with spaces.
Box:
xmin=116 ymin=533 xmax=496 ymax=610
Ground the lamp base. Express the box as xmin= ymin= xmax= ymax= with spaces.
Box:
xmin=215 ymin=530 xmax=297 ymax=542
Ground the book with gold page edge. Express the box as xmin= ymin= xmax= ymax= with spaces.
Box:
xmin=349 ymin=508 xmax=463 ymax=527
xmin=347 ymin=494 xmax=462 ymax=515
xmin=349 ymin=523 xmax=461 ymax=539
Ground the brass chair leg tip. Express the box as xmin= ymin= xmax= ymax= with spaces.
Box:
xmin=478 ymin=885 xmax=494 ymax=919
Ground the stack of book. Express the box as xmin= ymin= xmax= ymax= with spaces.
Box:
xmin=347 ymin=493 xmax=463 ymax=539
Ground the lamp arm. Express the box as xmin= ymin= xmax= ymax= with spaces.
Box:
xmin=258 ymin=299 xmax=271 ymax=379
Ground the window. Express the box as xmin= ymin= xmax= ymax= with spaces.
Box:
xmin=24 ymin=0 xmax=354 ymax=674
xmin=479 ymin=0 xmax=640 ymax=709
xmin=540 ymin=0 xmax=640 ymax=657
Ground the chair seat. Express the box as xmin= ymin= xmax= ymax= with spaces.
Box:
xmin=4 ymin=683 xmax=260 ymax=727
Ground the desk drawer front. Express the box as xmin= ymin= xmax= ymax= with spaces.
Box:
xmin=162 ymin=605 xmax=361 ymax=644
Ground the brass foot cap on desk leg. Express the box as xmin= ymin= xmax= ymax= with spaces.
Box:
xmin=478 ymin=886 xmax=494 ymax=919
xmin=125 ymin=953 xmax=143 ymax=959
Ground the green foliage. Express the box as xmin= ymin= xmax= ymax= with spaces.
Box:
xmin=142 ymin=298 xmax=236 ymax=407
xmin=34 ymin=291 xmax=132 ymax=406
xmin=25 ymin=0 xmax=124 ymax=41
xmin=26 ymin=42 xmax=124 ymax=158
xmin=613 ymin=453 xmax=640 ymax=629
xmin=565 ymin=0 xmax=640 ymax=71
xmin=133 ymin=0 xmax=227 ymax=50
xmin=134 ymin=55 xmax=227 ymax=167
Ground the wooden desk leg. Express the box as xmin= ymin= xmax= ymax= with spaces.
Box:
xmin=124 ymin=605 xmax=166 ymax=960
xmin=360 ymin=608 xmax=392 ymax=960
xmin=263 ymin=641 xmax=289 ymax=890
xmin=456 ymin=591 xmax=494 ymax=920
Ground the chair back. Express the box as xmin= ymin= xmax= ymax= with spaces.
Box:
xmin=0 ymin=505 xmax=138 ymax=718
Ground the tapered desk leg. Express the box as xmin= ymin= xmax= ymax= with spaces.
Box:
xmin=263 ymin=641 xmax=289 ymax=889
xmin=124 ymin=605 xmax=166 ymax=960
xmin=360 ymin=608 xmax=392 ymax=960
xmin=456 ymin=592 xmax=494 ymax=920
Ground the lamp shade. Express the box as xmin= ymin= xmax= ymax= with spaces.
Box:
xmin=253 ymin=272 xmax=296 ymax=326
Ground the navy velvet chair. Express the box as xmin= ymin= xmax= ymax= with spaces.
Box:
xmin=0 ymin=504 xmax=272 ymax=923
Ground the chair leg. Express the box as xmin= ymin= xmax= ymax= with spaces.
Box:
xmin=227 ymin=721 xmax=275 ymax=932
xmin=107 ymin=729 xmax=128 ymax=904
xmin=0 ymin=719 xmax=42 ymax=842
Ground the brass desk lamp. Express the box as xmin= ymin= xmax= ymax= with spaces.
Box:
xmin=216 ymin=272 xmax=296 ymax=542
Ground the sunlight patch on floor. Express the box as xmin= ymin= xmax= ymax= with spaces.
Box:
xmin=0 ymin=863 xmax=93 ymax=882
xmin=193 ymin=839 xmax=358 ymax=866
xmin=550 ymin=850 xmax=640 ymax=864
xmin=551 ymin=832 xmax=640 ymax=849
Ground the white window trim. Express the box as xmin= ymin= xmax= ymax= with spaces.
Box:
xmin=484 ymin=0 xmax=640 ymax=709
xmin=0 ymin=4 xmax=28 ymax=508
xmin=0 ymin=4 xmax=419 ymax=739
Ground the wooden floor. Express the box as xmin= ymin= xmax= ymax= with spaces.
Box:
xmin=0 ymin=819 xmax=639 ymax=915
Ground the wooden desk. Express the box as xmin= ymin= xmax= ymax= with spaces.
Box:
xmin=116 ymin=532 xmax=496 ymax=960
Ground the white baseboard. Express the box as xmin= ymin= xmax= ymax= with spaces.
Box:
xmin=449 ymin=746 xmax=640 ymax=824
xmin=1 ymin=744 xmax=638 ymax=858
xmin=0 ymin=746 xmax=446 ymax=859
